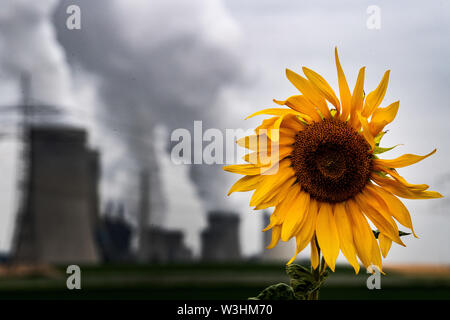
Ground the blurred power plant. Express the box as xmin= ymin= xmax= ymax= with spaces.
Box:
xmin=13 ymin=127 xmax=101 ymax=264
xmin=137 ymin=170 xmax=193 ymax=263
xmin=3 ymin=75 xmax=273 ymax=266
xmin=10 ymin=124 xmax=199 ymax=265
xmin=201 ymin=211 xmax=241 ymax=262
xmin=96 ymin=202 xmax=133 ymax=263
xmin=139 ymin=227 xmax=192 ymax=263
xmin=6 ymin=121 xmax=286 ymax=265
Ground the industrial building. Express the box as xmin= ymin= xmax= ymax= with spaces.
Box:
xmin=201 ymin=211 xmax=241 ymax=262
xmin=12 ymin=126 xmax=101 ymax=264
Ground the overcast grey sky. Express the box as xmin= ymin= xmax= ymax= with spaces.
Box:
xmin=0 ymin=0 xmax=449 ymax=264
xmin=224 ymin=0 xmax=450 ymax=263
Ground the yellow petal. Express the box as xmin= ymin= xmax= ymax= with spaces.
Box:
xmin=373 ymin=164 xmax=429 ymax=191
xmin=334 ymin=47 xmax=351 ymax=121
xmin=269 ymin=117 xmax=283 ymax=141
xmin=266 ymin=225 xmax=281 ymax=249
xmin=310 ymin=236 xmax=320 ymax=270
xmin=349 ymin=67 xmax=366 ymax=129
xmin=268 ymin=184 xmax=301 ymax=227
xmin=355 ymin=191 xmax=404 ymax=246
xmin=370 ymin=236 xmax=383 ymax=274
xmin=374 ymin=149 xmax=436 ymax=168
xmin=255 ymin=172 xmax=295 ymax=210
xmin=243 ymin=144 xmax=293 ymax=166
xmin=250 ymin=161 xmax=294 ymax=207
xmin=285 ymin=68 xmax=331 ymax=119
xmin=253 ymin=198 xmax=278 ymax=210
xmin=302 ymin=66 xmax=341 ymax=114
xmin=315 ymin=203 xmax=340 ymax=272
xmin=227 ymin=175 xmax=262 ymax=195
xmin=273 ymin=95 xmax=322 ymax=122
xmin=362 ymin=70 xmax=390 ymax=117
xmin=281 ymin=113 xmax=306 ymax=132
xmin=262 ymin=211 xmax=278 ymax=232
xmin=272 ymin=113 xmax=307 ymax=140
xmin=237 ymin=134 xmax=270 ymax=151
xmin=364 ymin=183 xmax=391 ymax=213
xmin=378 ymin=233 xmax=393 ymax=258
xmin=281 ymin=190 xmax=310 ymax=241
xmin=287 ymin=252 xmax=298 ymax=265
xmin=334 ymin=202 xmax=360 ymax=274
xmin=245 ymin=108 xmax=299 ymax=120
xmin=293 ymin=198 xmax=319 ymax=253
xmin=223 ymin=163 xmax=264 ymax=175
xmin=258 ymin=114 xmax=307 ymax=142
xmin=357 ymin=111 xmax=375 ymax=150
xmin=370 ymin=184 xmax=417 ymax=237
xmin=255 ymin=176 xmax=297 ymax=211
xmin=278 ymin=127 xmax=297 ymax=137
xmin=255 ymin=116 xmax=278 ymax=135
xmin=346 ymin=199 xmax=373 ymax=268
xmin=369 ymin=101 xmax=400 ymax=136
xmin=371 ymin=173 xmax=443 ymax=199
xmin=237 ymin=133 xmax=294 ymax=152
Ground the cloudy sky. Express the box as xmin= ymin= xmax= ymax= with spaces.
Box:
xmin=223 ymin=0 xmax=450 ymax=263
xmin=0 ymin=0 xmax=449 ymax=264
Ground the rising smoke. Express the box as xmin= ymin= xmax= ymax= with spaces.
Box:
xmin=0 ymin=0 xmax=73 ymax=107
xmin=50 ymin=0 xmax=246 ymax=215
xmin=0 ymin=0 xmax=79 ymax=251
xmin=0 ymin=0 xmax=251 ymax=253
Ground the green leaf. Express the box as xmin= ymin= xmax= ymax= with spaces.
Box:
xmin=290 ymin=279 xmax=312 ymax=300
xmin=399 ymin=230 xmax=412 ymax=237
xmin=374 ymin=144 xmax=402 ymax=154
xmin=249 ymin=283 xmax=296 ymax=300
xmin=285 ymin=264 xmax=329 ymax=300
xmin=374 ymin=131 xmax=387 ymax=146
xmin=286 ymin=264 xmax=314 ymax=281
xmin=372 ymin=229 xmax=411 ymax=239
xmin=251 ymin=263 xmax=330 ymax=300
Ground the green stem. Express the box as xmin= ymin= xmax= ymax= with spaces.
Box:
xmin=308 ymin=239 xmax=327 ymax=300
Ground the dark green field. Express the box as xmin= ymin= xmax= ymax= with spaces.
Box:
xmin=0 ymin=262 xmax=449 ymax=300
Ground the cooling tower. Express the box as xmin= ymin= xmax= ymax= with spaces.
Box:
xmin=13 ymin=126 xmax=100 ymax=264
xmin=201 ymin=211 xmax=241 ymax=262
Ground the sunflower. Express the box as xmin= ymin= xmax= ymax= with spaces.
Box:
xmin=223 ymin=48 xmax=442 ymax=273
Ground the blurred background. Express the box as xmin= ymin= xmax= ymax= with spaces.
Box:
xmin=0 ymin=0 xmax=449 ymax=299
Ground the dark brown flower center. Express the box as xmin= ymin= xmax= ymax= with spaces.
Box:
xmin=291 ymin=118 xmax=372 ymax=203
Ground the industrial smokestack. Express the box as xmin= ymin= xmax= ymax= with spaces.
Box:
xmin=137 ymin=168 xmax=150 ymax=262
xmin=13 ymin=126 xmax=100 ymax=264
